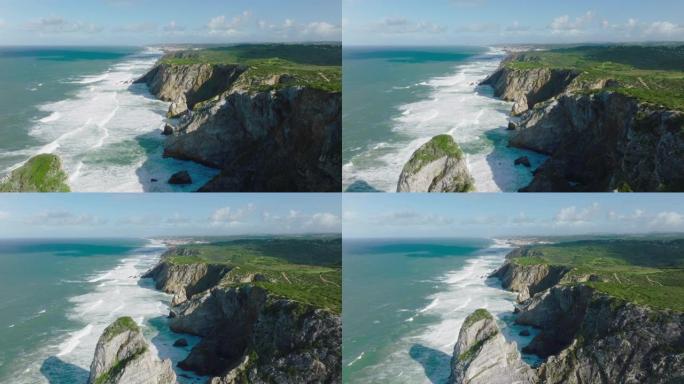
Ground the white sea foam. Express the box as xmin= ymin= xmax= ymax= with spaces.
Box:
xmin=5 ymin=49 xmax=219 ymax=192
xmin=12 ymin=241 xmax=205 ymax=384
xmin=344 ymin=48 xmax=547 ymax=192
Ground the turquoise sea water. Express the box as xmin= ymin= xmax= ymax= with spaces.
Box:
xmin=0 ymin=239 xmax=202 ymax=384
xmin=0 ymin=47 xmax=217 ymax=192
xmin=342 ymin=47 xmax=545 ymax=192
xmin=343 ymin=239 xmax=539 ymax=384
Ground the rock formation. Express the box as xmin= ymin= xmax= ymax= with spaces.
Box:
xmin=481 ymin=57 xmax=684 ymax=192
xmin=88 ymin=317 xmax=175 ymax=384
xmin=451 ymin=247 xmax=684 ymax=384
xmin=449 ymin=309 xmax=536 ymax=384
xmin=397 ymin=134 xmax=475 ymax=192
xmin=0 ymin=153 xmax=70 ymax=192
xmin=136 ymin=55 xmax=341 ymax=192
xmin=140 ymin=250 xmax=341 ymax=383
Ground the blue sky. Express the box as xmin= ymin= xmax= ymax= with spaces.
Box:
xmin=343 ymin=194 xmax=684 ymax=238
xmin=0 ymin=0 xmax=341 ymax=45
xmin=0 ymin=194 xmax=341 ymax=238
xmin=343 ymin=0 xmax=684 ymax=45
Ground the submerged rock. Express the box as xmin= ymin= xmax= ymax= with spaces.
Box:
xmin=162 ymin=124 xmax=174 ymax=136
xmin=173 ymin=338 xmax=189 ymax=347
xmin=397 ymin=134 xmax=475 ymax=193
xmin=345 ymin=180 xmax=382 ymax=192
xmin=449 ymin=309 xmax=536 ymax=384
xmin=0 ymin=154 xmax=70 ymax=192
xmin=88 ymin=317 xmax=175 ymax=384
xmin=515 ymin=156 xmax=531 ymax=167
xmin=168 ymin=170 xmax=192 ymax=185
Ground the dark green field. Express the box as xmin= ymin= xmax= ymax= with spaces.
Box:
xmin=160 ymin=44 xmax=341 ymax=92
xmin=510 ymin=238 xmax=684 ymax=311
xmin=168 ymin=236 xmax=341 ymax=313
xmin=506 ymin=45 xmax=684 ymax=110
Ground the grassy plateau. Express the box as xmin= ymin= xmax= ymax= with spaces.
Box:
xmin=167 ymin=236 xmax=341 ymax=313
xmin=506 ymin=45 xmax=684 ymax=110
xmin=510 ymin=238 xmax=684 ymax=311
xmin=160 ymin=44 xmax=341 ymax=93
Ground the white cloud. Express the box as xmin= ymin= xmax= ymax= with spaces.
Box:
xmin=26 ymin=16 xmax=102 ymax=34
xmin=207 ymin=11 xmax=251 ymax=35
xmin=259 ymin=19 xmax=341 ymax=40
xmin=367 ymin=17 xmax=447 ymax=35
xmin=608 ymin=209 xmax=646 ymax=222
xmin=650 ymin=211 xmax=684 ymax=227
xmin=550 ymin=11 xmax=595 ymax=35
xmin=163 ymin=21 xmax=185 ymax=32
xmin=505 ymin=21 xmax=531 ymax=32
xmin=645 ymin=21 xmax=684 ymax=37
xmin=511 ymin=212 xmax=536 ymax=224
xmin=372 ymin=210 xmax=454 ymax=226
xmin=262 ymin=209 xmax=340 ymax=231
xmin=554 ymin=203 xmax=600 ymax=225
xmin=302 ymin=21 xmax=341 ymax=38
xmin=311 ymin=212 xmax=341 ymax=228
xmin=210 ymin=203 xmax=256 ymax=225
xmin=27 ymin=211 xmax=104 ymax=226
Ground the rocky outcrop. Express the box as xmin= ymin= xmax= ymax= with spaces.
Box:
xmin=481 ymin=56 xmax=684 ymax=192
xmin=453 ymin=250 xmax=684 ymax=384
xmin=481 ymin=65 xmax=579 ymax=116
xmin=0 ymin=153 xmax=70 ymax=192
xmin=88 ymin=317 xmax=175 ymax=384
xmin=136 ymin=57 xmax=341 ymax=192
xmin=144 ymin=260 xmax=341 ymax=383
xmin=397 ymin=134 xmax=475 ymax=192
xmin=449 ymin=309 xmax=536 ymax=384
xmin=512 ymin=92 xmax=684 ymax=192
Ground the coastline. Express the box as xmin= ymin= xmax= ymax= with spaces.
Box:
xmin=342 ymin=47 xmax=545 ymax=192
xmin=4 ymin=238 xmax=203 ymax=384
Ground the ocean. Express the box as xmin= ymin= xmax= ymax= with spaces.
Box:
xmin=0 ymin=238 xmax=203 ymax=384
xmin=342 ymin=238 xmax=540 ymax=384
xmin=0 ymin=47 xmax=218 ymax=192
xmin=342 ymin=46 xmax=546 ymax=192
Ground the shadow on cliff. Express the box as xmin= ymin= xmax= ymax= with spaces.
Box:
xmin=409 ymin=344 xmax=452 ymax=384
xmin=40 ymin=356 xmax=89 ymax=384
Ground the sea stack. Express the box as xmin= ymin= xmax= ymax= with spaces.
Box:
xmin=88 ymin=317 xmax=176 ymax=384
xmin=397 ymin=134 xmax=475 ymax=192
xmin=448 ymin=309 xmax=536 ymax=384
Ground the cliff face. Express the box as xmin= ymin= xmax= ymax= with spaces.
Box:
xmin=481 ymin=61 xmax=684 ymax=192
xmin=490 ymin=260 xmax=570 ymax=302
xmin=397 ymin=134 xmax=475 ymax=192
xmin=449 ymin=309 xmax=537 ymax=384
xmin=136 ymin=61 xmax=341 ymax=192
xmin=88 ymin=317 xmax=175 ymax=384
xmin=145 ymin=262 xmax=341 ymax=384
xmin=453 ymin=253 xmax=684 ymax=384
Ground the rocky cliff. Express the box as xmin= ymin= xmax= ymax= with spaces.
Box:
xmin=136 ymin=58 xmax=341 ymax=192
xmin=88 ymin=317 xmax=176 ymax=384
xmin=142 ymin=258 xmax=341 ymax=383
xmin=397 ymin=134 xmax=475 ymax=192
xmin=481 ymin=58 xmax=684 ymax=192
xmin=448 ymin=309 xmax=536 ymax=384
xmin=451 ymin=249 xmax=684 ymax=384
xmin=0 ymin=153 xmax=70 ymax=192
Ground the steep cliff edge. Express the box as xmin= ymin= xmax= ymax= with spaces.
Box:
xmin=397 ymin=134 xmax=475 ymax=192
xmin=135 ymin=45 xmax=342 ymax=192
xmin=88 ymin=317 xmax=175 ymax=384
xmin=481 ymin=47 xmax=684 ymax=192
xmin=451 ymin=241 xmax=684 ymax=384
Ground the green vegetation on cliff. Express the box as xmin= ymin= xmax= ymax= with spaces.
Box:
xmin=0 ymin=154 xmax=70 ymax=192
xmin=462 ymin=308 xmax=493 ymax=329
xmin=102 ymin=317 xmax=140 ymax=342
xmin=505 ymin=45 xmax=684 ymax=110
xmin=160 ymin=44 xmax=341 ymax=92
xmin=511 ymin=238 xmax=684 ymax=311
xmin=167 ymin=237 xmax=341 ymax=313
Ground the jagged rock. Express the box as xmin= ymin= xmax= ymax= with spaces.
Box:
xmin=162 ymin=124 xmax=174 ymax=136
xmin=173 ymin=338 xmax=189 ymax=347
xmin=168 ymin=94 xmax=188 ymax=118
xmin=345 ymin=180 xmax=381 ymax=192
xmin=449 ymin=309 xmax=536 ymax=384
xmin=137 ymin=60 xmax=341 ymax=192
xmin=168 ymin=170 xmax=192 ymax=185
xmin=515 ymin=156 xmax=531 ymax=167
xmin=88 ymin=317 xmax=175 ymax=384
xmin=142 ymin=253 xmax=231 ymax=300
xmin=397 ymin=134 xmax=475 ymax=193
xmin=490 ymin=256 xmax=569 ymax=302
xmin=0 ymin=153 xmax=70 ymax=192
xmin=507 ymin=122 xmax=517 ymax=130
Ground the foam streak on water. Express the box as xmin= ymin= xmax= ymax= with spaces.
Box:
xmin=343 ymin=48 xmax=546 ymax=192
xmin=5 ymin=47 xmax=218 ymax=192
xmin=358 ymin=240 xmax=539 ymax=384
xmin=13 ymin=240 xmax=204 ymax=384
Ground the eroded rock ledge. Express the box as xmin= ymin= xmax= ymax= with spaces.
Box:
xmin=450 ymin=248 xmax=684 ymax=384
xmin=481 ymin=57 xmax=684 ymax=192
xmin=135 ymin=57 xmax=341 ymax=192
